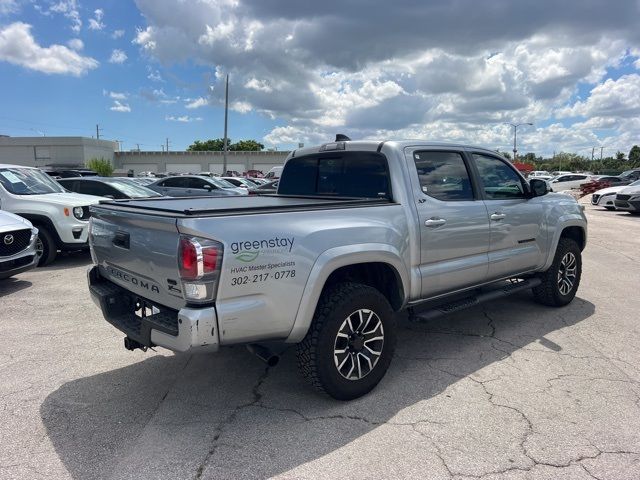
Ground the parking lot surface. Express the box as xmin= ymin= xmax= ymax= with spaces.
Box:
xmin=1 ymin=203 xmax=639 ymax=480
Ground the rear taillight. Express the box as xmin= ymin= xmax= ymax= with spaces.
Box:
xmin=178 ymin=235 xmax=223 ymax=303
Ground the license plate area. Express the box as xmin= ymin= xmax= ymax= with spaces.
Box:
xmin=134 ymin=298 xmax=160 ymax=319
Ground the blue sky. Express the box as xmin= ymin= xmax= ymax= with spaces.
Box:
xmin=0 ymin=0 xmax=639 ymax=157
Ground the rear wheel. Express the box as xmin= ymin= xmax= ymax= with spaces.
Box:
xmin=533 ymin=238 xmax=581 ymax=307
xmin=604 ymin=206 xmax=615 ymax=211
xmin=35 ymin=227 xmax=57 ymax=266
xmin=297 ymin=282 xmax=397 ymax=400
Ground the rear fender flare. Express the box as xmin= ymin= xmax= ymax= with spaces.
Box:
xmin=285 ymin=243 xmax=409 ymax=343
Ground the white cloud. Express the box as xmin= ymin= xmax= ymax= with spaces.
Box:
xmin=0 ymin=22 xmax=98 ymax=76
xmin=557 ymin=74 xmax=640 ymax=120
xmin=231 ymin=101 xmax=252 ymax=113
xmin=109 ymin=49 xmax=127 ymax=64
xmin=165 ymin=115 xmax=202 ymax=122
xmin=185 ymin=97 xmax=208 ymax=109
xmin=110 ymin=100 xmax=131 ymax=112
xmin=102 ymin=89 xmax=127 ymax=100
xmin=88 ymin=8 xmax=105 ymax=31
xmin=112 ymin=29 xmax=124 ymax=39
xmin=198 ymin=22 xmax=235 ymax=46
xmin=48 ymin=0 xmax=81 ymax=33
xmin=130 ymin=0 xmax=640 ymax=155
xmin=244 ymin=78 xmax=272 ymax=93
xmin=67 ymin=38 xmax=83 ymax=50
xmin=0 ymin=0 xmax=18 ymax=16
xmin=147 ymin=67 xmax=163 ymax=82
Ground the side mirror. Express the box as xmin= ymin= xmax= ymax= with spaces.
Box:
xmin=103 ymin=194 xmax=115 ymax=199
xmin=203 ymin=184 xmax=213 ymax=191
xmin=529 ymin=178 xmax=550 ymax=197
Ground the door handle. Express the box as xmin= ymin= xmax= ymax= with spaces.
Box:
xmin=425 ymin=218 xmax=447 ymax=227
xmin=490 ymin=212 xmax=506 ymax=221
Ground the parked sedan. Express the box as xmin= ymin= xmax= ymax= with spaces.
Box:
xmin=591 ymin=175 xmax=631 ymax=186
xmin=549 ymin=173 xmax=593 ymax=192
xmin=0 ymin=211 xmax=40 ymax=279
xmin=615 ymin=183 xmax=640 ymax=214
xmin=248 ymin=180 xmax=278 ymax=195
xmin=591 ymin=180 xmax=640 ymax=210
xmin=220 ymin=177 xmax=259 ymax=190
xmin=147 ymin=175 xmax=246 ymax=197
xmin=58 ymin=177 xmax=162 ymax=199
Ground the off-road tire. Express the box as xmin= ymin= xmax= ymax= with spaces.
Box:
xmin=35 ymin=227 xmax=57 ymax=266
xmin=533 ymin=238 xmax=581 ymax=307
xmin=296 ymin=282 xmax=397 ymax=400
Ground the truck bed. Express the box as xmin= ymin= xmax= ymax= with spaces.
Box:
xmin=95 ymin=194 xmax=394 ymax=218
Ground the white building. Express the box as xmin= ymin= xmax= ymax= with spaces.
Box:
xmin=0 ymin=136 xmax=117 ymax=167
xmin=0 ymin=136 xmax=289 ymax=175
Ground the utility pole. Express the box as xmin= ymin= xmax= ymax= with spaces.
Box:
xmin=96 ymin=124 xmax=102 ymax=140
xmin=136 ymin=143 xmax=140 ymax=152
xmin=223 ymin=73 xmax=229 ymax=176
xmin=591 ymin=147 xmax=595 ymax=161
xmin=504 ymin=122 xmax=533 ymax=162
xmin=165 ymin=137 xmax=170 ymax=152
xmin=600 ymin=147 xmax=604 ymax=160
xmin=161 ymin=145 xmax=165 ymax=153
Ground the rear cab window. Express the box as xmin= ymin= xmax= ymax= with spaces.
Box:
xmin=412 ymin=151 xmax=474 ymax=201
xmin=278 ymin=151 xmax=391 ymax=199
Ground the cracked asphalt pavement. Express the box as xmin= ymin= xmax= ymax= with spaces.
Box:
xmin=1 ymin=201 xmax=639 ymax=479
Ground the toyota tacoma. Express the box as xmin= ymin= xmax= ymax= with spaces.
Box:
xmin=88 ymin=138 xmax=587 ymax=400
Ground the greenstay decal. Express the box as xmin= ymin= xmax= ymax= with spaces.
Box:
xmin=230 ymin=236 xmax=295 ymax=263
xmin=235 ymin=251 xmax=259 ymax=262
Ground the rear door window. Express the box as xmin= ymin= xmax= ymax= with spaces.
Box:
xmin=412 ymin=151 xmax=474 ymax=201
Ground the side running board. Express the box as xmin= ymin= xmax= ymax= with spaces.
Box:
xmin=409 ymin=278 xmax=542 ymax=323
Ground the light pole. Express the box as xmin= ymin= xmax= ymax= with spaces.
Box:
xmin=504 ymin=122 xmax=533 ymax=162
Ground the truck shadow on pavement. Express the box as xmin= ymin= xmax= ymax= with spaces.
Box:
xmin=41 ymin=292 xmax=595 ymax=480
xmin=40 ymin=251 xmax=93 ymax=271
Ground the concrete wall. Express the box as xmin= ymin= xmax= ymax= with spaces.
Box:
xmin=0 ymin=137 xmax=289 ymax=175
xmin=115 ymin=150 xmax=290 ymax=175
xmin=0 ymin=137 xmax=117 ymax=167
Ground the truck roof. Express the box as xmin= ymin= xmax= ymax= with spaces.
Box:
xmin=290 ymin=140 xmax=503 ymax=159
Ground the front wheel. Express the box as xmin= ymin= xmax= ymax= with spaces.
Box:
xmin=297 ymin=282 xmax=397 ymax=400
xmin=533 ymin=238 xmax=582 ymax=307
xmin=35 ymin=227 xmax=57 ymax=266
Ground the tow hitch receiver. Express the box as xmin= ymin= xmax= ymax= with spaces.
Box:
xmin=124 ymin=337 xmax=147 ymax=352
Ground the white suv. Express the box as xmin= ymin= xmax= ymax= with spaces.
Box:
xmin=549 ymin=173 xmax=592 ymax=192
xmin=0 ymin=164 xmax=102 ymax=265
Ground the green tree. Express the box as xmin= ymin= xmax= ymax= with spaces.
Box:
xmin=229 ymin=139 xmax=264 ymax=151
xmin=616 ymin=151 xmax=625 ymax=160
xmin=187 ymin=138 xmax=264 ymax=151
xmin=495 ymin=149 xmax=511 ymax=159
xmin=187 ymin=138 xmax=227 ymax=151
xmin=520 ymin=152 xmax=538 ymax=163
xmin=629 ymin=145 xmax=640 ymax=162
xmin=86 ymin=158 xmax=114 ymax=176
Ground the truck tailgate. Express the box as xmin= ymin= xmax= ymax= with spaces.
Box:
xmin=89 ymin=205 xmax=186 ymax=310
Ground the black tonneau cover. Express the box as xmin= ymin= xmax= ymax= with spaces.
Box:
xmin=93 ymin=194 xmax=393 ymax=218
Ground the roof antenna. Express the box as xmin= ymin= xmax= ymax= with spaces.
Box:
xmin=335 ymin=133 xmax=351 ymax=142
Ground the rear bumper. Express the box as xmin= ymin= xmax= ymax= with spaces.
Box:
xmin=87 ymin=266 xmax=219 ymax=353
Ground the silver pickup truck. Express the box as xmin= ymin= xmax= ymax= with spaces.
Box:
xmin=88 ymin=139 xmax=587 ymax=400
